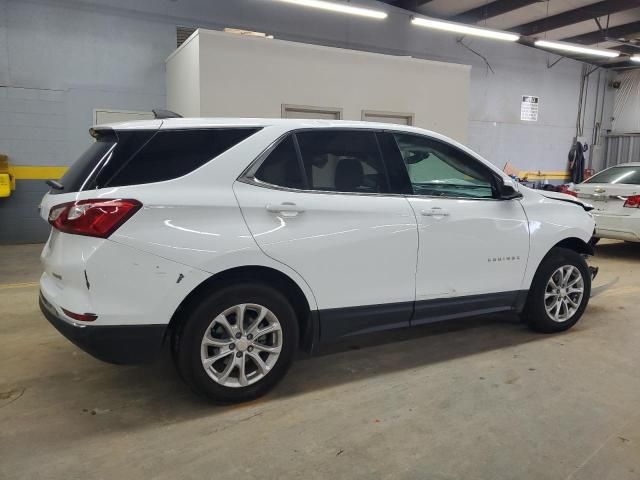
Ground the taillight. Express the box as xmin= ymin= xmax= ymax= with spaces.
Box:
xmin=48 ymin=199 xmax=142 ymax=238
xmin=623 ymin=195 xmax=640 ymax=208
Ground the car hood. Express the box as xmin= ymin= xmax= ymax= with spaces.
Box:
xmin=540 ymin=190 xmax=594 ymax=212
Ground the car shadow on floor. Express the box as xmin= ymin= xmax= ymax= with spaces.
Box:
xmin=594 ymin=240 xmax=640 ymax=261
xmin=278 ymin=313 xmax=543 ymax=398
xmin=27 ymin=312 xmax=551 ymax=432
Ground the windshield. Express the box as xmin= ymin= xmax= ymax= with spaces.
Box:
xmin=585 ymin=166 xmax=640 ymax=185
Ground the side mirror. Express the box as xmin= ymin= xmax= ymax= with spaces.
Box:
xmin=498 ymin=177 xmax=523 ymax=200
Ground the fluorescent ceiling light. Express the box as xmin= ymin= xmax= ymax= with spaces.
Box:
xmin=224 ymin=28 xmax=274 ymax=39
xmin=272 ymin=0 xmax=387 ymax=19
xmin=631 ymin=55 xmax=640 ymax=62
xmin=534 ymin=40 xmax=619 ymax=58
xmin=411 ymin=17 xmax=519 ymax=42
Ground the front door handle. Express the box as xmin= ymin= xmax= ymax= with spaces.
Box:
xmin=421 ymin=207 xmax=450 ymax=217
xmin=266 ymin=202 xmax=305 ymax=217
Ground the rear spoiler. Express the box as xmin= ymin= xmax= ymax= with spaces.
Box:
xmin=89 ymin=126 xmax=116 ymax=139
xmin=152 ymin=109 xmax=182 ymax=119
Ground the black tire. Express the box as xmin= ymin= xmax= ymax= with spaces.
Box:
xmin=523 ymin=247 xmax=591 ymax=333
xmin=175 ymin=283 xmax=299 ymax=403
xmin=589 ymin=237 xmax=600 ymax=247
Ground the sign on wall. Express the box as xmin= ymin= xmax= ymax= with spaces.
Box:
xmin=520 ymin=95 xmax=539 ymax=122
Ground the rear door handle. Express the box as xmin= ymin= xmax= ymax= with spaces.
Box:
xmin=421 ymin=207 xmax=450 ymax=217
xmin=266 ymin=202 xmax=305 ymax=217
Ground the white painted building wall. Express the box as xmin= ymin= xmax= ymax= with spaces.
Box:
xmin=167 ymin=29 xmax=471 ymax=143
xmin=166 ymin=33 xmax=201 ymax=118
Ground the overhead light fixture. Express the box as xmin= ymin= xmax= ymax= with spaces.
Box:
xmin=224 ymin=28 xmax=274 ymax=39
xmin=411 ymin=17 xmax=519 ymax=42
xmin=534 ymin=40 xmax=620 ymax=58
xmin=272 ymin=0 xmax=387 ymax=19
xmin=631 ymin=55 xmax=640 ymax=62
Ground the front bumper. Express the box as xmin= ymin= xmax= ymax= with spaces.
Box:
xmin=39 ymin=292 xmax=166 ymax=365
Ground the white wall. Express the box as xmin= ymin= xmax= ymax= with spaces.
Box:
xmin=168 ymin=29 xmax=470 ymax=142
xmin=166 ymin=31 xmax=201 ymax=117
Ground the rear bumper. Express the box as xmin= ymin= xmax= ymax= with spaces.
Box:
xmin=593 ymin=213 xmax=640 ymax=242
xmin=39 ymin=292 xmax=166 ymax=365
xmin=594 ymin=228 xmax=640 ymax=242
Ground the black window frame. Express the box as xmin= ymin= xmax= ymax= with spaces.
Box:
xmin=375 ymin=131 xmax=414 ymax=195
xmin=390 ymin=132 xmax=502 ymax=200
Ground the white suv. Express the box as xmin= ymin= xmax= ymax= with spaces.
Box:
xmin=39 ymin=118 xmax=596 ymax=402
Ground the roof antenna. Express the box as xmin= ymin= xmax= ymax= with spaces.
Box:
xmin=152 ymin=109 xmax=183 ymax=119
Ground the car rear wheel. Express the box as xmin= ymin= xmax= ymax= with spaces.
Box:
xmin=175 ymin=284 xmax=298 ymax=403
xmin=523 ymin=247 xmax=591 ymax=333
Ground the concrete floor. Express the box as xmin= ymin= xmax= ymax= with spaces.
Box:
xmin=1 ymin=241 xmax=639 ymax=480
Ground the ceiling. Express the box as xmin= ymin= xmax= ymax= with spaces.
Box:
xmin=379 ymin=0 xmax=640 ymax=69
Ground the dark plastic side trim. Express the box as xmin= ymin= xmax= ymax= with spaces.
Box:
xmin=413 ymin=291 xmax=523 ymax=326
xmin=319 ymin=301 xmax=413 ymax=342
xmin=300 ymin=310 xmax=321 ymax=354
xmin=318 ymin=291 xmax=528 ymax=343
xmin=40 ymin=293 xmax=166 ymax=365
xmin=513 ymin=290 xmax=529 ymax=314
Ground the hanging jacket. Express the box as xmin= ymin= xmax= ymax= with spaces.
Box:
xmin=569 ymin=141 xmax=585 ymax=184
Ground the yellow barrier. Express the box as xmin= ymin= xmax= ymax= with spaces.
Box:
xmin=0 ymin=161 xmax=68 ymax=196
xmin=8 ymin=165 xmax=68 ymax=180
xmin=0 ymin=173 xmax=10 ymax=197
xmin=0 ymin=155 xmax=69 ymax=197
xmin=517 ymin=170 xmax=571 ymax=181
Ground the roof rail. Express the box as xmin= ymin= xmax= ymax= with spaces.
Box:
xmin=152 ymin=109 xmax=183 ymax=119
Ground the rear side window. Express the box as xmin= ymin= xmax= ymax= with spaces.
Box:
xmin=99 ymin=128 xmax=259 ymax=188
xmin=254 ymin=136 xmax=305 ymax=189
xmin=52 ymin=131 xmax=116 ymax=195
xmin=296 ymin=130 xmax=388 ymax=193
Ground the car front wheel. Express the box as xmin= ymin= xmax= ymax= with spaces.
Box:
xmin=175 ymin=284 xmax=298 ymax=403
xmin=524 ymin=247 xmax=591 ymax=333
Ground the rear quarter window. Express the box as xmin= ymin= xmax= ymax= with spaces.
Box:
xmin=98 ymin=128 xmax=260 ymax=188
xmin=254 ymin=136 xmax=305 ymax=189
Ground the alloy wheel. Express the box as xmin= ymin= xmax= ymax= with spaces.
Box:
xmin=200 ymin=303 xmax=283 ymax=388
xmin=544 ymin=265 xmax=585 ymax=323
